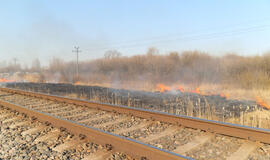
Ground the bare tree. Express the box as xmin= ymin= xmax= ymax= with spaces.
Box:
xmin=104 ymin=50 xmax=122 ymax=59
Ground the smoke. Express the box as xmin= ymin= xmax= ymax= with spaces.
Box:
xmin=46 ymin=72 xmax=62 ymax=83
xmin=0 ymin=2 xmax=109 ymax=67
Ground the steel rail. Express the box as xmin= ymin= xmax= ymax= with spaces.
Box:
xmin=0 ymin=97 xmax=190 ymax=160
xmin=2 ymin=87 xmax=270 ymax=145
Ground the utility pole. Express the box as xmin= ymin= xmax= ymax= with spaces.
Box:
xmin=72 ymin=46 xmax=82 ymax=81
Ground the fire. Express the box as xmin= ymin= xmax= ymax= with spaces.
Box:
xmin=192 ymin=87 xmax=201 ymax=94
xmin=156 ymin=84 xmax=171 ymax=92
xmin=0 ymin=78 xmax=14 ymax=83
xmin=178 ymin=85 xmax=184 ymax=93
xmin=256 ymin=96 xmax=270 ymax=110
xmin=155 ymin=84 xmax=231 ymax=101
xmin=220 ymin=93 xmax=230 ymax=99
xmin=156 ymin=84 xmax=185 ymax=93
xmin=74 ymin=81 xmax=81 ymax=85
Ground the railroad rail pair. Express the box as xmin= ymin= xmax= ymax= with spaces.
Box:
xmin=0 ymin=87 xmax=270 ymax=160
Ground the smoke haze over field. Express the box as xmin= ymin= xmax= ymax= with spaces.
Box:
xmin=0 ymin=1 xmax=270 ymax=66
xmin=0 ymin=2 xmax=108 ymax=66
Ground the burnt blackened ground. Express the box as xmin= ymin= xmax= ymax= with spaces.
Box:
xmin=5 ymin=82 xmax=261 ymax=121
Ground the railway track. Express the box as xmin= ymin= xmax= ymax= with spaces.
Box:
xmin=0 ymin=106 xmax=134 ymax=160
xmin=1 ymin=87 xmax=270 ymax=160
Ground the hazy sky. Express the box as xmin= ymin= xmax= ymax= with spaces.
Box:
xmin=1 ymin=1 xmax=270 ymax=66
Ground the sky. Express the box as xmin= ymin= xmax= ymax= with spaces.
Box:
xmin=0 ymin=0 xmax=270 ymax=66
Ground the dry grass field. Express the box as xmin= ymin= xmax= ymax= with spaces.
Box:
xmin=4 ymin=50 xmax=270 ymax=129
xmin=73 ymin=81 xmax=270 ymax=129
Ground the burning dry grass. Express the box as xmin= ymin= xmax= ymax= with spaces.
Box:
xmin=154 ymin=83 xmax=270 ymax=110
xmin=0 ymin=78 xmax=14 ymax=83
xmin=74 ymin=81 xmax=270 ymax=109
xmin=8 ymin=82 xmax=270 ymax=129
xmin=208 ymin=87 xmax=270 ymax=109
xmin=4 ymin=50 xmax=270 ymax=129
xmin=72 ymin=81 xmax=270 ymax=128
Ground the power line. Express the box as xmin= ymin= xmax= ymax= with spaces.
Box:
xmin=89 ymin=17 xmax=270 ymax=48
xmin=85 ymin=24 xmax=270 ymax=52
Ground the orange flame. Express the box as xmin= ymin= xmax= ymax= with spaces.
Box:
xmin=156 ymin=84 xmax=171 ymax=92
xmin=155 ymin=84 xmax=231 ymax=100
xmin=178 ymin=85 xmax=184 ymax=93
xmin=192 ymin=87 xmax=201 ymax=94
xmin=220 ymin=93 xmax=230 ymax=99
xmin=74 ymin=81 xmax=81 ymax=85
xmin=0 ymin=78 xmax=14 ymax=83
xmin=256 ymin=96 xmax=270 ymax=110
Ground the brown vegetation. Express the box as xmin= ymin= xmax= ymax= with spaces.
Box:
xmin=4 ymin=49 xmax=270 ymax=129
xmin=42 ymin=49 xmax=270 ymax=91
xmin=2 ymin=48 xmax=270 ymax=102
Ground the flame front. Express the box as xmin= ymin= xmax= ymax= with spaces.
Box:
xmin=220 ymin=93 xmax=230 ymax=99
xmin=0 ymin=78 xmax=14 ymax=83
xmin=256 ymin=96 xmax=270 ymax=110
xmin=156 ymin=84 xmax=171 ymax=92
xmin=155 ymin=84 xmax=232 ymax=101
xmin=74 ymin=81 xmax=81 ymax=85
xmin=178 ymin=85 xmax=184 ymax=93
xmin=192 ymin=87 xmax=201 ymax=94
